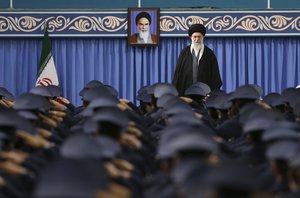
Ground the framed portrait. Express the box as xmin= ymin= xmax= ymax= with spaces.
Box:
xmin=128 ymin=8 xmax=160 ymax=46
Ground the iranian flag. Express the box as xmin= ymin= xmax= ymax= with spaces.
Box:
xmin=35 ymin=28 xmax=59 ymax=86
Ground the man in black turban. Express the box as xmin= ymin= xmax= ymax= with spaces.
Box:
xmin=129 ymin=11 xmax=158 ymax=44
xmin=172 ymin=24 xmax=222 ymax=95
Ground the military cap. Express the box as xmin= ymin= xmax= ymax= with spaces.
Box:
xmin=271 ymin=95 xmax=287 ymax=106
xmin=81 ymin=87 xmax=112 ymax=102
xmin=16 ymin=115 xmax=38 ymax=135
xmin=146 ymin=83 xmax=160 ymax=95
xmin=163 ymin=103 xmax=193 ymax=117
xmin=238 ymin=103 xmax=265 ymax=124
xmin=60 ymin=134 xmax=120 ymax=159
xmin=81 ymin=107 xmax=94 ymax=117
xmin=156 ymin=95 xmax=179 ymax=108
xmin=29 ymin=86 xmax=52 ymax=97
xmin=191 ymin=82 xmax=211 ymax=95
xmin=33 ymin=158 xmax=108 ymax=198
xmin=137 ymin=90 xmax=152 ymax=103
xmin=137 ymin=85 xmax=150 ymax=94
xmin=263 ymin=92 xmax=280 ymax=106
xmin=79 ymin=80 xmax=104 ymax=96
xmin=188 ymin=24 xmax=206 ymax=36
xmin=163 ymin=97 xmax=187 ymax=110
xmin=158 ymin=125 xmax=199 ymax=158
xmin=282 ymin=87 xmax=296 ymax=97
xmin=168 ymin=132 xmax=218 ymax=154
xmin=230 ymin=85 xmax=260 ymax=101
xmin=87 ymin=95 xmax=119 ymax=110
xmin=0 ymin=87 xmax=15 ymax=101
xmin=266 ymin=140 xmax=298 ymax=160
xmin=218 ymin=120 xmax=243 ymax=140
xmin=92 ymin=107 xmax=129 ymax=129
xmin=288 ymin=95 xmax=300 ymax=108
xmin=0 ymin=106 xmax=18 ymax=127
xmin=166 ymin=122 xmax=216 ymax=137
xmin=197 ymin=123 xmax=217 ymax=136
xmin=205 ymin=95 xmax=219 ymax=109
xmin=249 ymin=109 xmax=284 ymax=123
xmin=47 ymin=85 xmax=61 ymax=97
xmin=209 ymin=89 xmax=226 ymax=97
xmin=83 ymin=117 xmax=98 ymax=134
xmin=157 ymin=142 xmax=174 ymax=160
xmin=153 ymin=83 xmax=178 ymax=98
xmin=184 ymin=86 xmax=206 ymax=97
xmin=0 ymin=107 xmax=37 ymax=135
xmin=248 ymin=84 xmax=263 ymax=96
xmin=85 ymin=80 xmax=104 ymax=88
xmin=243 ymin=117 xmax=274 ymax=134
xmin=269 ymin=120 xmax=300 ymax=130
xmin=262 ymin=128 xmax=299 ymax=142
xmin=164 ymin=99 xmax=191 ymax=111
xmin=281 ymin=91 xmax=299 ymax=104
xmin=168 ymin=114 xmax=202 ymax=127
xmin=14 ymin=93 xmax=50 ymax=112
xmin=94 ymin=136 xmax=121 ymax=159
xmin=61 ymin=134 xmax=104 ymax=159
xmin=104 ymin=85 xmax=118 ymax=97
xmin=213 ymin=94 xmax=232 ymax=110
xmin=135 ymin=11 xmax=151 ymax=25
xmin=18 ymin=110 xmax=39 ymax=121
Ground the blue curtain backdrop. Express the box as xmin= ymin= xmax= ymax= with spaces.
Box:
xmin=0 ymin=37 xmax=300 ymax=106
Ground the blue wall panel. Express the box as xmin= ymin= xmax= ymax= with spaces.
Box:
xmin=142 ymin=0 xmax=267 ymax=9
xmin=0 ymin=0 xmax=10 ymax=9
xmin=13 ymin=0 xmax=137 ymax=9
xmin=272 ymin=0 xmax=300 ymax=8
xmin=1 ymin=0 xmax=299 ymax=9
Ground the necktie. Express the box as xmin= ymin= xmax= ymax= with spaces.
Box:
xmin=192 ymin=49 xmax=200 ymax=83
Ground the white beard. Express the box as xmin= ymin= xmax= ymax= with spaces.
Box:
xmin=191 ymin=42 xmax=202 ymax=52
xmin=139 ymin=31 xmax=149 ymax=43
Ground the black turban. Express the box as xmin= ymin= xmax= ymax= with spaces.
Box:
xmin=188 ymin=24 xmax=206 ymax=36
xmin=135 ymin=12 xmax=151 ymax=25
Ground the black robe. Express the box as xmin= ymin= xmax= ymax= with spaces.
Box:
xmin=172 ymin=45 xmax=222 ymax=95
